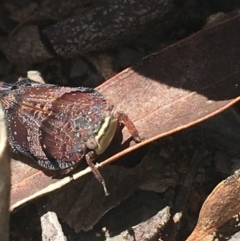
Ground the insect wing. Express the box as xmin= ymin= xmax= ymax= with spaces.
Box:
xmin=39 ymin=87 xmax=108 ymax=163
xmin=0 ymin=81 xmax=48 ymax=161
xmin=0 ymin=79 xmax=109 ymax=170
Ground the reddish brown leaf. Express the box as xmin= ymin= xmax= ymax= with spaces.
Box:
xmin=10 ymin=15 xmax=240 ymax=210
xmin=186 ymin=171 xmax=240 ymax=241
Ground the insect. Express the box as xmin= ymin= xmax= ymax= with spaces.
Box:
xmin=0 ymin=78 xmax=141 ymax=195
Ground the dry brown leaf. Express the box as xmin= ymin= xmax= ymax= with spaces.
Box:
xmin=10 ymin=15 xmax=240 ymax=211
xmin=186 ymin=171 xmax=240 ymax=241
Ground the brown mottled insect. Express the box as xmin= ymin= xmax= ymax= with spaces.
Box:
xmin=0 ymin=78 xmax=141 ymax=195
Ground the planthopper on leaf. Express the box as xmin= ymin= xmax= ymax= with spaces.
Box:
xmin=0 ymin=78 xmax=141 ymax=195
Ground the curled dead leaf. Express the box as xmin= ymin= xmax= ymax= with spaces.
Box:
xmin=186 ymin=171 xmax=240 ymax=241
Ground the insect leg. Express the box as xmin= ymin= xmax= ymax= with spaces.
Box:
xmin=114 ymin=111 xmax=141 ymax=143
xmin=85 ymin=151 xmax=109 ymax=196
